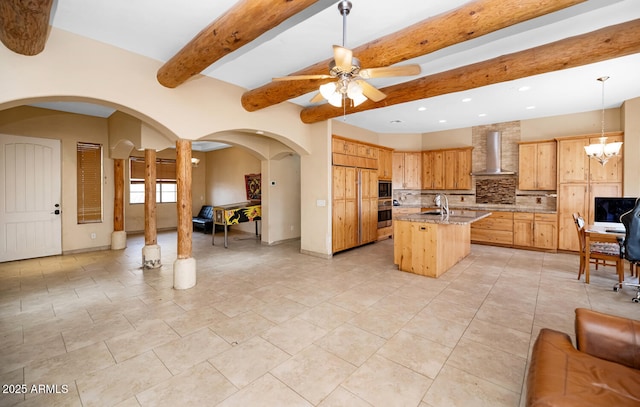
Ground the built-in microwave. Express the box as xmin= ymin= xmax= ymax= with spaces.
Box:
xmin=378 ymin=180 xmax=392 ymax=199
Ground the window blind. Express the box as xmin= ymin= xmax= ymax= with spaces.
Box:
xmin=130 ymin=157 xmax=176 ymax=182
xmin=77 ymin=142 xmax=103 ymax=223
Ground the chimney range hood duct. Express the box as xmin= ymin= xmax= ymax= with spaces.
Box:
xmin=472 ymin=131 xmax=515 ymax=175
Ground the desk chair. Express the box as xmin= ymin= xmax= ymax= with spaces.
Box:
xmin=572 ymin=213 xmax=624 ymax=287
xmin=620 ymin=198 xmax=640 ymax=302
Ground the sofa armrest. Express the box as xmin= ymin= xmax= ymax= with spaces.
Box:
xmin=575 ymin=308 xmax=640 ymax=370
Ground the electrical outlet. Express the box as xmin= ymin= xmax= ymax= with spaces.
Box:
xmin=90 ymin=233 xmax=97 ymax=239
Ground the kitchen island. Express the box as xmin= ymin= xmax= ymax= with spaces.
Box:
xmin=394 ymin=210 xmax=491 ymax=278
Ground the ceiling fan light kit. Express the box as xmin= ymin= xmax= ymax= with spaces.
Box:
xmin=271 ymin=0 xmax=421 ymax=109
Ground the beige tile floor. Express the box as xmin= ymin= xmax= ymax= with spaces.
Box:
xmin=1 ymin=230 xmax=639 ymax=407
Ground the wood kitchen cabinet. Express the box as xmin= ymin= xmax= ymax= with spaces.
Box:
xmin=422 ymin=147 xmax=472 ymax=190
xmin=513 ymin=212 xmax=557 ymax=251
xmin=444 ymin=148 xmax=472 ymax=190
xmin=556 ymin=133 xmax=623 ymax=184
xmin=556 ymin=132 xmax=624 ymax=251
xmin=332 ymin=136 xmax=378 ymax=169
xmin=470 ymin=211 xmax=514 ymax=246
xmin=421 ymin=150 xmax=444 ymax=190
xmin=588 ymin=134 xmax=623 ymax=182
xmin=378 ymin=147 xmax=393 ymax=180
xmin=332 ymin=165 xmax=378 ymax=253
xmin=518 ymin=140 xmax=557 ymax=190
xmin=392 ymin=152 xmax=422 ymax=189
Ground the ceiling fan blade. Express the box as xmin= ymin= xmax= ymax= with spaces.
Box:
xmin=333 ymin=45 xmax=353 ymax=72
xmin=309 ymin=92 xmax=325 ymax=103
xmin=359 ymin=64 xmax=421 ymax=79
xmin=357 ymin=80 xmax=386 ymax=102
xmin=272 ymin=74 xmax=332 ymax=82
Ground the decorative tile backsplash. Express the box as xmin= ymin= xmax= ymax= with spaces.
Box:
xmin=475 ymin=176 xmax=516 ymax=204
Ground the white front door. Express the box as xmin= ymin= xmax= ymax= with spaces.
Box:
xmin=0 ymin=134 xmax=62 ymax=262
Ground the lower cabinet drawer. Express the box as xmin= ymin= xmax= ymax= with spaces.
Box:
xmin=471 ymin=228 xmax=514 ymax=245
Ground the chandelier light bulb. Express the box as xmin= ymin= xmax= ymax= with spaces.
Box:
xmin=319 ymin=82 xmax=337 ymax=100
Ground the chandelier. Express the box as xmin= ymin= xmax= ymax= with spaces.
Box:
xmin=584 ymin=76 xmax=623 ymax=166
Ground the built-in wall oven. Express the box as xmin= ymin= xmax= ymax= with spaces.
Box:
xmin=378 ymin=180 xmax=392 ymax=200
xmin=378 ymin=181 xmax=393 ymax=229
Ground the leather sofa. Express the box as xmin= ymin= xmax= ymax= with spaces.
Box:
xmin=526 ymin=308 xmax=640 ymax=406
xmin=192 ymin=205 xmax=213 ymax=233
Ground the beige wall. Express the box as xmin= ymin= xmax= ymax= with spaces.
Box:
xmin=206 ymin=147 xmax=261 ymax=234
xmin=520 ymin=109 xmax=621 ymax=141
xmin=300 ymin=122 xmax=332 ymax=257
xmin=261 ymin=154 xmax=301 ymax=244
xmin=0 ymin=107 xmax=114 ymax=252
xmin=622 ymin=97 xmax=640 ymax=197
xmin=204 ymin=146 xmax=301 ymax=243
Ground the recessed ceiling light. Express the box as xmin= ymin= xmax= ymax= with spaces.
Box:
xmin=390 ymin=120 xmax=402 ymax=124
xmin=462 ymin=98 xmax=472 ymax=102
xmin=518 ymin=86 xmax=531 ymax=92
xmin=439 ymin=119 xmax=447 ymax=123
xmin=418 ymin=106 xmax=427 ymax=111
xmin=478 ymin=113 xmax=487 ymax=117
xmin=526 ymin=106 xmax=536 ymax=110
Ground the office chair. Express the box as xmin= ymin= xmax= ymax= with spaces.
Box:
xmin=620 ymin=198 xmax=640 ymax=302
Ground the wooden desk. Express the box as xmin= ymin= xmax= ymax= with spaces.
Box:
xmin=584 ymin=225 xmax=625 ymax=285
xmin=212 ymin=202 xmax=261 ymax=248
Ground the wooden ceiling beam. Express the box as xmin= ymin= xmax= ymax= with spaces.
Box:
xmin=241 ymin=0 xmax=587 ymax=112
xmin=299 ymin=19 xmax=640 ymax=124
xmin=0 ymin=0 xmax=54 ymax=56
xmin=157 ymin=0 xmax=326 ymax=89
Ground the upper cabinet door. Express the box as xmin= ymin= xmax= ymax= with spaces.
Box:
xmin=519 ymin=141 xmax=556 ymax=190
xmin=535 ymin=141 xmax=557 ymax=190
xmin=404 ymin=152 xmax=422 ymax=189
xmin=588 ymin=135 xmax=623 ymax=182
xmin=558 ymin=138 xmax=589 ymax=184
xmin=518 ymin=143 xmax=537 ymax=190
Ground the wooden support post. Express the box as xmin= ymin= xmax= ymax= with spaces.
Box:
xmin=114 ymin=159 xmax=125 ymax=232
xmin=111 ymin=158 xmax=127 ymax=250
xmin=176 ymin=139 xmax=192 ymax=259
xmin=144 ymin=149 xmax=157 ymax=246
xmin=173 ymin=139 xmax=196 ymax=290
xmin=142 ymin=149 xmax=161 ymax=268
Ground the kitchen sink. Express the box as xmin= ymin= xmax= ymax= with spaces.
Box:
xmin=421 ymin=210 xmax=454 ymax=215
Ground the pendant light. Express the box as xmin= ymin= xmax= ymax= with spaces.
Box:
xmin=584 ymin=76 xmax=623 ymax=166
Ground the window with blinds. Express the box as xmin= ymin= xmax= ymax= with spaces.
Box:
xmin=77 ymin=142 xmax=103 ymax=223
xmin=129 ymin=157 xmax=177 ymax=204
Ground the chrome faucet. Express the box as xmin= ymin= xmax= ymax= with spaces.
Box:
xmin=434 ymin=193 xmax=449 ymax=217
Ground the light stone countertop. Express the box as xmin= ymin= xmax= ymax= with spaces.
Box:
xmin=393 ymin=204 xmax=556 ymax=214
xmin=395 ymin=210 xmax=492 ymax=225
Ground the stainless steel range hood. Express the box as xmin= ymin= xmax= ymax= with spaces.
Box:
xmin=472 ymin=131 xmax=516 ymax=175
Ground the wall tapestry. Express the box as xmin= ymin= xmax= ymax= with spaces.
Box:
xmin=245 ymin=173 xmax=261 ymax=201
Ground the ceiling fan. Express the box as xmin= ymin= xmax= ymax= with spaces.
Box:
xmin=272 ymin=0 xmax=421 ymax=108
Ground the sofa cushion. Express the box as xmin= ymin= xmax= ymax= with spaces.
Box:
xmin=527 ymin=328 xmax=640 ymax=406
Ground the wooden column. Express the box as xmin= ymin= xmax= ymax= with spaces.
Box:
xmin=0 ymin=0 xmax=54 ymax=56
xmin=175 ymin=140 xmax=192 ymax=259
xmin=144 ymin=149 xmax=157 ymax=246
xmin=113 ymin=159 xmax=125 ymax=232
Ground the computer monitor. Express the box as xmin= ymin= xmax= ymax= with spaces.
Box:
xmin=594 ymin=197 xmax=638 ymax=225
